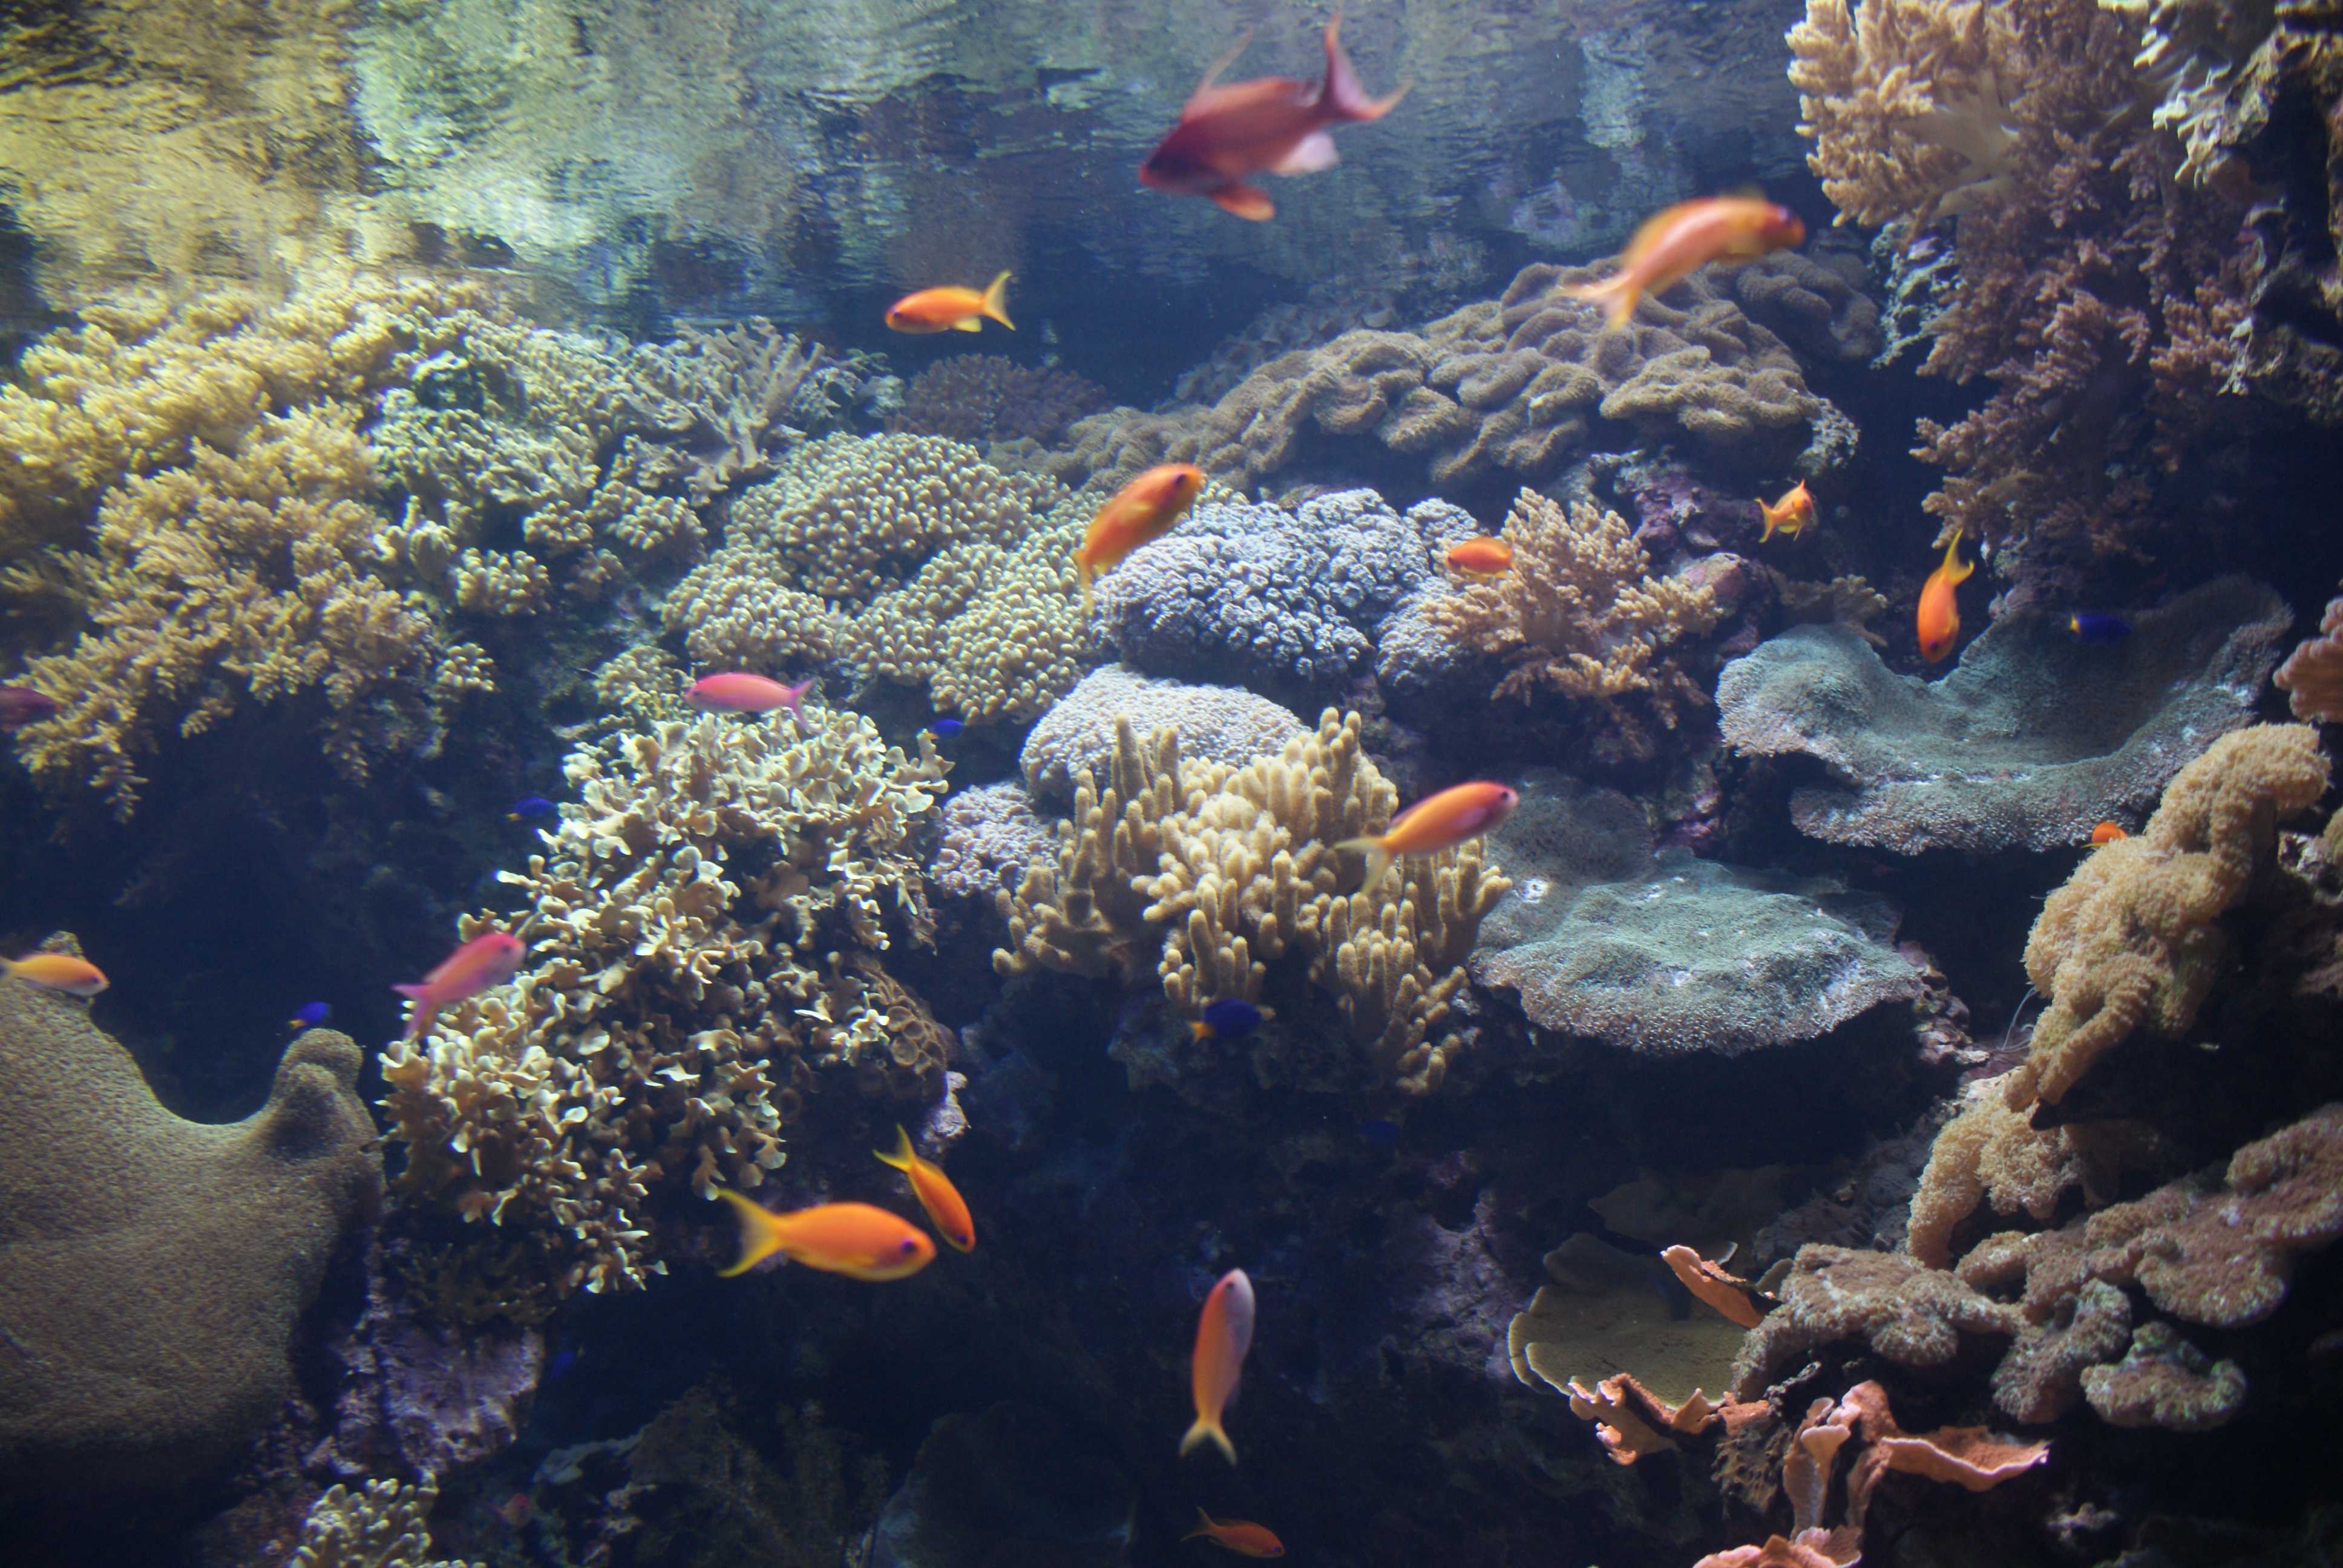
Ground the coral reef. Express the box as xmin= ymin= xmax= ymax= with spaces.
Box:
xmin=996 ymin=712 xmax=1509 ymax=1095
xmin=1716 ymin=577 xmax=2290 ymax=854
xmin=0 ymin=953 xmax=379 ymax=1488
xmin=1423 ymin=489 xmax=1723 ymax=748
xmin=1019 ymin=667 xmax=1306 ymax=799
xmin=1473 ymin=773 xmax=1924 ymax=1053
xmin=1052 ymin=261 xmax=1843 ymax=494
xmin=280 ymin=1475 xmax=474 ymax=1568
xmin=1090 ymin=490 xmax=1471 ymax=699
xmin=1729 ymin=1246 xmax=2025 ymax=1397
xmin=381 ymin=711 xmax=950 ymax=1296
xmin=2080 ymin=1321 xmax=2247 ymax=1431
xmin=888 ymin=354 xmax=1109 ymax=448
xmin=2275 ymin=584 xmax=2343 ymax=722
xmin=934 ymin=782 xmax=1058 ymax=901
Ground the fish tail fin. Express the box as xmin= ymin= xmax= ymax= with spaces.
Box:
xmin=980 ymin=270 xmax=1014 ymax=330
xmin=1334 ymin=835 xmax=1392 ymax=892
xmin=1184 ymin=1508 xmax=1217 ymax=1541
xmin=392 ymin=984 xmax=435 ymax=1040
xmin=1190 ymin=1019 xmax=1215 ymax=1041
xmin=1561 ymin=273 xmax=1640 ymax=328
xmin=1320 ymin=14 xmax=1407 ymax=121
xmin=874 ymin=1124 xmax=915 ymax=1172
xmin=1179 ymin=1416 xmax=1237 ymax=1465
xmin=714 ymin=1188 xmax=788 ymax=1278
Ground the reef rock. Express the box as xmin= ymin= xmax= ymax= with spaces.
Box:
xmin=870 ymin=1402 xmax=1133 ymax=1568
xmin=1472 ymin=774 xmax=1924 ymax=1054
xmin=1715 ymin=576 xmax=2291 ymax=854
xmin=0 ymin=961 xmax=379 ymax=1489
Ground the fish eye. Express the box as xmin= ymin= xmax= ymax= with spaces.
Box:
xmin=900 ymin=1238 xmax=919 ymax=1253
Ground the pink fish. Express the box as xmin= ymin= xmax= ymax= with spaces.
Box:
xmin=393 ymin=930 xmax=525 ymax=1040
xmin=1181 ymin=1267 xmax=1256 ymax=1463
xmin=687 ymin=673 xmax=815 ymax=733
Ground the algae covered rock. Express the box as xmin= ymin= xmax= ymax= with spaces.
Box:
xmin=0 ymin=955 xmax=380 ymax=1489
xmin=1715 ymin=576 xmax=2291 ymax=854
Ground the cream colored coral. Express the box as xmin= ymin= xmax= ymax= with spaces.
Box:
xmin=286 ymin=1474 xmax=476 ymax=1568
xmin=1426 ymin=488 xmax=1722 ymax=709
xmin=381 ymin=711 xmax=949 ymax=1296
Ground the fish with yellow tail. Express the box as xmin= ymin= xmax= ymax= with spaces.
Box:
xmin=1334 ymin=780 xmax=1519 ymax=893
xmin=874 ymin=1125 xmax=975 ymax=1252
xmin=1 ymin=951 xmax=108 ymax=996
xmin=1564 ymin=195 xmax=1806 ymax=328
xmin=713 ymin=1191 xmax=936 ymax=1282
xmin=883 ymin=272 xmax=1014 ymax=334
xmin=1185 ymin=1509 xmax=1285 ymax=1557
xmin=1139 ymin=16 xmax=1408 ymax=221
xmin=1916 ymin=531 xmax=1974 ymax=664
xmin=1078 ymin=463 xmax=1205 ymax=616
xmin=1182 ymin=1267 xmax=1255 ymax=1463
xmin=1758 ymin=480 xmax=1815 ymax=543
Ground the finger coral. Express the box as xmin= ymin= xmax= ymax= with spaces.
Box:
xmin=284 ymin=1475 xmax=475 ymax=1568
xmin=380 ymin=710 xmax=951 ymax=1297
xmin=995 ymin=711 xmax=1510 ymax=1095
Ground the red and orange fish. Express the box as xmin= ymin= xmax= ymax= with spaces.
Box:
xmin=1181 ymin=1267 xmax=1256 ymax=1463
xmin=688 ymin=673 xmax=815 ymax=733
xmin=714 ymin=1191 xmax=937 ymax=1282
xmin=1139 ymin=18 xmax=1407 ymax=221
xmin=1335 ymin=780 xmax=1519 ymax=892
xmin=1759 ymin=481 xmax=1815 ymax=543
xmin=1445 ymin=537 xmax=1513 ymax=574
xmin=1 ymin=951 xmax=109 ymax=996
xmin=1078 ymin=463 xmax=1207 ymax=615
xmin=1916 ymin=532 xmax=1974 ymax=664
xmin=874 ymin=1125 xmax=975 ymax=1253
xmin=1565 ymin=196 xmax=1807 ymax=328
xmin=394 ymin=930 xmax=524 ymax=1040
xmin=2090 ymin=820 xmax=2129 ymax=845
xmin=1185 ymin=1509 xmax=1286 ymax=1557
xmin=883 ymin=272 xmax=1014 ymax=335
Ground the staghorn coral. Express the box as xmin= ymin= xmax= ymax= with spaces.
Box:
xmin=1716 ymin=577 xmax=2291 ymax=854
xmin=887 ymin=354 xmax=1109 ymax=448
xmin=2275 ymin=584 xmax=2343 ymax=722
xmin=283 ymin=1475 xmax=475 ymax=1568
xmin=996 ymin=711 xmax=1509 ymax=1095
xmin=621 ymin=319 xmax=857 ymax=504
xmin=1051 ymin=261 xmax=1841 ymax=494
xmin=1018 ymin=666 xmax=1306 ymax=799
xmin=380 ymin=710 xmax=950 ymax=1297
xmin=1424 ymin=489 xmax=1723 ymax=746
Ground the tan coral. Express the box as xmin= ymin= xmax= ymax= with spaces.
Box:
xmin=2275 ymin=586 xmax=2343 ymax=722
xmin=1906 ymin=1087 xmax=2171 ymax=1268
xmin=284 ymin=1475 xmax=476 ymax=1568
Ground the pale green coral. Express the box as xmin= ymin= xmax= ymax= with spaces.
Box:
xmin=286 ymin=1475 xmax=476 ymax=1568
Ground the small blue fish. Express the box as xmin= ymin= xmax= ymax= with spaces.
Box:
xmin=926 ymin=719 xmax=965 ymax=739
xmin=288 ymin=1001 xmax=332 ymax=1030
xmin=508 ymin=794 xmax=558 ymax=821
xmin=1357 ymin=1118 xmax=1401 ymax=1148
xmin=545 ymin=1345 xmax=580 ymax=1381
xmin=1190 ymin=997 xmax=1266 ymax=1041
xmin=2068 ymin=612 xmax=2131 ymax=644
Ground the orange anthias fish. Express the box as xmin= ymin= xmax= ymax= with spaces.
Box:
xmin=2091 ymin=820 xmax=2129 ymax=845
xmin=688 ymin=672 xmax=815 ymax=734
xmin=393 ymin=930 xmax=525 ymax=1040
xmin=714 ymin=1191 xmax=937 ymax=1282
xmin=1139 ymin=17 xmax=1408 ymax=221
xmin=1078 ymin=463 xmax=1207 ymax=614
xmin=1445 ymin=537 xmax=1513 ymax=574
xmin=1916 ymin=531 xmax=1974 ymax=664
xmin=883 ymin=271 xmax=1014 ymax=334
xmin=1 ymin=952 xmax=109 ymax=996
xmin=1759 ymin=480 xmax=1815 ymax=543
xmin=1185 ymin=1509 xmax=1286 ymax=1557
xmin=874 ymin=1125 xmax=975 ymax=1252
xmin=1334 ymin=780 xmax=1520 ymax=892
xmin=1181 ymin=1266 xmax=1256 ymax=1463
xmin=1565 ymin=197 xmax=1807 ymax=328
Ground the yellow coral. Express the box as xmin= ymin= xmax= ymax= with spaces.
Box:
xmin=286 ymin=1474 xmax=476 ymax=1568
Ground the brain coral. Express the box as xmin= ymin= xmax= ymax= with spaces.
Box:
xmin=0 ymin=954 xmax=379 ymax=1488
xmin=1471 ymin=773 xmax=1925 ymax=1054
xmin=1087 ymin=488 xmax=1471 ymax=699
xmin=1050 ymin=260 xmax=1843 ymax=494
xmin=381 ymin=710 xmax=951 ymax=1297
xmin=1019 ymin=665 xmax=1308 ymax=799
xmin=1715 ymin=576 xmax=2291 ymax=854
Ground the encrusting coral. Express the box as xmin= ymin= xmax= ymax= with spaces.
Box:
xmin=381 ymin=710 xmax=950 ymax=1297
xmin=995 ymin=711 xmax=1510 ymax=1095
xmin=0 ymin=945 xmax=380 ymax=1488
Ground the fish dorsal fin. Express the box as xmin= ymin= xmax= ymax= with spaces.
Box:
xmin=1187 ymin=29 xmax=1255 ymax=105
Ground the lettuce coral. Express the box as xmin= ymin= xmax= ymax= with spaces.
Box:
xmin=380 ymin=710 xmax=950 ymax=1297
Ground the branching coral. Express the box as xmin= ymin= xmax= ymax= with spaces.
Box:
xmin=1423 ymin=489 xmax=1722 ymax=743
xmin=995 ymin=712 xmax=1509 ymax=1095
xmin=622 ymin=319 xmax=863 ymax=504
xmin=381 ymin=711 xmax=950 ymax=1296
xmin=285 ymin=1475 xmax=476 ymax=1568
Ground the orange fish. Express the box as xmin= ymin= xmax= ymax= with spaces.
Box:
xmin=1 ymin=952 xmax=108 ymax=996
xmin=2091 ymin=820 xmax=2129 ymax=845
xmin=884 ymin=271 xmax=1014 ymax=335
xmin=1916 ymin=531 xmax=1974 ymax=664
xmin=1445 ymin=537 xmax=1513 ymax=574
xmin=1565 ymin=196 xmax=1807 ymax=328
xmin=1759 ymin=480 xmax=1815 ymax=543
xmin=713 ymin=1191 xmax=936 ymax=1282
xmin=874 ymin=1125 xmax=975 ymax=1253
xmin=1078 ymin=463 xmax=1207 ymax=615
xmin=1181 ymin=1267 xmax=1256 ymax=1463
xmin=393 ymin=930 xmax=524 ymax=1040
xmin=1334 ymin=780 xmax=1519 ymax=892
xmin=1185 ymin=1509 xmax=1286 ymax=1557
xmin=1139 ymin=17 xmax=1407 ymax=221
